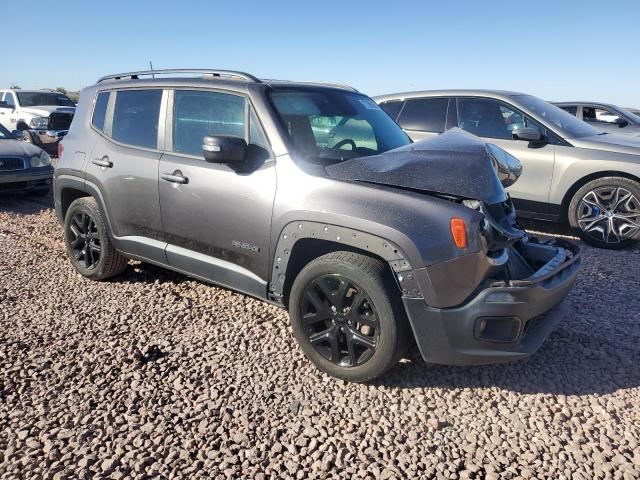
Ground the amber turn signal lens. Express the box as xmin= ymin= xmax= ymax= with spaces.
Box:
xmin=450 ymin=218 xmax=468 ymax=249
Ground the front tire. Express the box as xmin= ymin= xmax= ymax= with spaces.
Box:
xmin=568 ymin=176 xmax=640 ymax=249
xmin=63 ymin=197 xmax=128 ymax=280
xmin=288 ymin=251 xmax=408 ymax=382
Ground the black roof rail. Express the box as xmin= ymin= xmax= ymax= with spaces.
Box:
xmin=97 ymin=69 xmax=261 ymax=84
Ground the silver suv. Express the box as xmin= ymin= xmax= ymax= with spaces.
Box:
xmin=376 ymin=90 xmax=640 ymax=249
xmin=54 ymin=70 xmax=580 ymax=381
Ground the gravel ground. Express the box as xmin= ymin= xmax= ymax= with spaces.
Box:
xmin=1 ymin=192 xmax=639 ymax=480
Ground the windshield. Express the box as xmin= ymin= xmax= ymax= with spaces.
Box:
xmin=16 ymin=91 xmax=75 ymax=107
xmin=514 ymin=95 xmax=600 ymax=138
xmin=0 ymin=123 xmax=13 ymax=139
xmin=270 ymin=88 xmax=410 ymax=163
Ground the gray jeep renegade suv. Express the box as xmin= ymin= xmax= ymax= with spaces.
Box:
xmin=54 ymin=69 xmax=580 ymax=382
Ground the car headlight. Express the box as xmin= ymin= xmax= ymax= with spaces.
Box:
xmin=30 ymin=152 xmax=52 ymax=168
xmin=29 ymin=117 xmax=49 ymax=129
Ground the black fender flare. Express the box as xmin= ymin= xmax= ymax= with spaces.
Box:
xmin=269 ymin=221 xmax=423 ymax=302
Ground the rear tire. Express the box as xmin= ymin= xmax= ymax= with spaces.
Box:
xmin=568 ymin=176 xmax=640 ymax=249
xmin=63 ymin=197 xmax=128 ymax=280
xmin=288 ymin=251 xmax=409 ymax=382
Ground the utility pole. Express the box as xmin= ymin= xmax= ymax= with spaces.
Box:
xmin=149 ymin=61 xmax=154 ymax=78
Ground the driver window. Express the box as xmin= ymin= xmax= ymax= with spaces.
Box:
xmin=583 ymin=106 xmax=620 ymax=124
xmin=458 ymin=98 xmax=541 ymax=140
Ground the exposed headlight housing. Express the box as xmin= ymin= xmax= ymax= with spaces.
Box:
xmin=30 ymin=151 xmax=51 ymax=168
xmin=29 ymin=117 xmax=49 ymax=129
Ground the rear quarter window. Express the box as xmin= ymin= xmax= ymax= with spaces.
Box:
xmin=92 ymin=92 xmax=110 ymax=131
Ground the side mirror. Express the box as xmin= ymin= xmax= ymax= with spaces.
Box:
xmin=11 ymin=130 xmax=25 ymax=140
xmin=512 ymin=126 xmax=542 ymax=142
xmin=615 ymin=118 xmax=629 ymax=128
xmin=202 ymin=135 xmax=247 ymax=163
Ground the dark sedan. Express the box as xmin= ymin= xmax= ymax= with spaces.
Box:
xmin=0 ymin=124 xmax=53 ymax=195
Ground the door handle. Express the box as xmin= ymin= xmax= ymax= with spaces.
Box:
xmin=161 ymin=171 xmax=188 ymax=184
xmin=92 ymin=157 xmax=113 ymax=168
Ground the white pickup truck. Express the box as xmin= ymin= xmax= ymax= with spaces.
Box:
xmin=0 ymin=89 xmax=76 ymax=154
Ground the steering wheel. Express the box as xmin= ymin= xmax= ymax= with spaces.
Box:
xmin=332 ymin=139 xmax=357 ymax=150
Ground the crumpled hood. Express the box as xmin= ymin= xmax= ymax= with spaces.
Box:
xmin=0 ymin=139 xmax=44 ymax=157
xmin=326 ymin=128 xmax=520 ymax=204
xmin=571 ymin=132 xmax=640 ymax=155
xmin=20 ymin=106 xmax=76 ymax=118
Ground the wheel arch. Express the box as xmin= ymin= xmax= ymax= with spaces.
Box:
xmin=59 ymin=187 xmax=91 ymax=220
xmin=560 ymin=170 xmax=640 ymax=221
xmin=270 ymin=221 xmax=422 ymax=308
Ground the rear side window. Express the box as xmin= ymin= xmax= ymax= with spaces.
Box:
xmin=173 ymin=90 xmax=246 ymax=156
xmin=379 ymin=100 xmax=404 ymax=121
xmin=397 ymin=98 xmax=448 ymax=133
xmin=112 ymin=90 xmax=162 ymax=149
xmin=92 ymin=92 xmax=110 ymax=131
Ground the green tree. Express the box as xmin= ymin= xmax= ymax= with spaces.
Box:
xmin=56 ymin=87 xmax=67 ymax=94
xmin=10 ymin=84 xmax=20 ymax=89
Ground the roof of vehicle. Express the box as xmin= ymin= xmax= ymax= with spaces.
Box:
xmin=373 ymin=89 xmax=529 ymax=103
xmin=553 ymin=101 xmax=622 ymax=109
xmin=3 ymin=89 xmax=64 ymax=94
xmin=94 ymin=69 xmax=359 ymax=93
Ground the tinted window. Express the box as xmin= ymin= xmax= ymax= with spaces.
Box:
xmin=457 ymin=98 xmax=514 ymax=140
xmin=173 ymin=90 xmax=246 ymax=157
xmin=92 ymin=92 xmax=110 ymax=132
xmin=397 ymin=98 xmax=448 ymax=132
xmin=379 ymin=101 xmax=403 ymax=120
xmin=15 ymin=91 xmax=75 ymax=107
xmin=112 ymin=90 xmax=162 ymax=149
xmin=558 ymin=105 xmax=578 ymax=116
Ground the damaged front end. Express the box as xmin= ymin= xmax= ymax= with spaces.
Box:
xmin=408 ymin=194 xmax=581 ymax=365
xmin=327 ymin=128 xmax=581 ymax=365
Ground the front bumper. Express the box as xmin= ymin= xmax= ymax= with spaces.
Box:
xmin=405 ymin=239 xmax=581 ymax=365
xmin=0 ymin=167 xmax=53 ymax=192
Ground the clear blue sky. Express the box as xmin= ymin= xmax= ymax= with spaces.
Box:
xmin=4 ymin=0 xmax=639 ymax=107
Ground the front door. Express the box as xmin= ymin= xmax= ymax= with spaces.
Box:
xmin=85 ymin=88 xmax=166 ymax=263
xmin=455 ymin=97 xmax=556 ymax=204
xmin=0 ymin=92 xmax=17 ymax=130
xmin=158 ymin=89 xmax=276 ymax=298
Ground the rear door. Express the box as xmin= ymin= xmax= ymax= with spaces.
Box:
xmin=455 ymin=97 xmax=556 ymax=204
xmin=85 ymin=88 xmax=166 ymax=263
xmin=396 ymin=97 xmax=450 ymax=141
xmin=158 ymin=89 xmax=276 ymax=298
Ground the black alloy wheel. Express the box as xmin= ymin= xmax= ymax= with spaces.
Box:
xmin=300 ymin=274 xmax=379 ymax=367
xmin=68 ymin=211 xmax=102 ymax=269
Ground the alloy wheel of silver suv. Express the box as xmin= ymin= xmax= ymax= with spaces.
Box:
xmin=569 ymin=177 xmax=640 ymax=248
